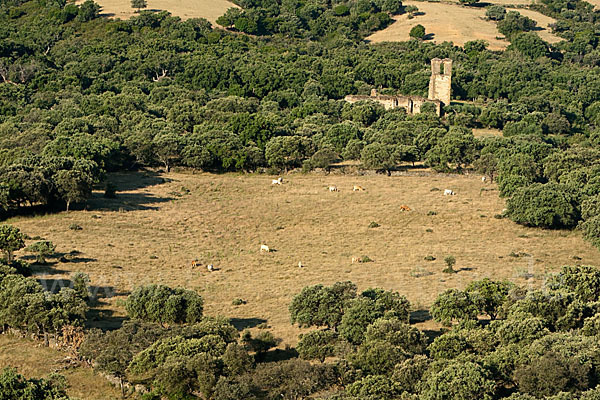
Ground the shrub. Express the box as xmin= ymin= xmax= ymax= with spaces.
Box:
xmin=0 ymin=367 xmax=69 ymax=399
xmin=409 ymin=24 xmax=426 ymax=40
xmin=506 ymin=183 xmax=580 ymax=229
xmin=232 ymin=298 xmax=246 ymax=306
xmin=420 ymin=360 xmax=496 ymax=400
xmin=486 ymin=5 xmax=506 ymax=20
xmin=0 ymin=225 xmax=25 ymax=262
xmin=125 ymin=284 xmax=204 ymax=324
xmin=369 ymin=221 xmax=380 ymax=228
xmin=431 ymin=289 xmax=478 ymax=325
xmin=69 ymin=224 xmax=82 ymax=231
xmin=289 ymin=281 xmax=357 ymax=329
xmin=443 ymin=255 xmax=456 ymax=273
xmin=297 ymin=329 xmax=338 ymax=362
xmin=25 ymin=241 xmax=56 ymax=264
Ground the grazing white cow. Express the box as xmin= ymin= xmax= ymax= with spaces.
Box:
xmin=443 ymin=189 xmax=455 ymax=196
xmin=351 ymin=256 xmax=360 ymax=264
xmin=260 ymin=244 xmax=270 ymax=252
xmin=482 ymin=176 xmax=487 ymax=183
xmin=272 ymin=177 xmax=283 ymax=185
xmin=207 ymin=264 xmax=214 ymax=272
xmin=298 ymin=261 xmax=304 ymax=268
xmin=328 ymin=185 xmax=338 ymax=192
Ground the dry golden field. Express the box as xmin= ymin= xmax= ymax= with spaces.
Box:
xmin=3 ymin=170 xmax=599 ymax=398
xmin=8 ymin=170 xmax=599 ymax=340
xmin=75 ymin=0 xmax=237 ymax=23
xmin=366 ymin=1 xmax=560 ymax=50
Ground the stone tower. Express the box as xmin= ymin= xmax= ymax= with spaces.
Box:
xmin=428 ymin=58 xmax=452 ymax=107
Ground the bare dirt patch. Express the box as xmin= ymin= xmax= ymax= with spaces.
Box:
xmin=77 ymin=0 xmax=238 ymax=23
xmin=366 ymin=1 xmax=561 ymax=50
xmin=8 ymin=170 xmax=598 ymax=348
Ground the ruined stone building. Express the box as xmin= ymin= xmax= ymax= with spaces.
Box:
xmin=344 ymin=58 xmax=452 ymax=117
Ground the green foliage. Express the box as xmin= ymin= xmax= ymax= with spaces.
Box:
xmin=361 ymin=142 xmax=398 ymax=175
xmin=0 ymin=367 xmax=69 ymax=400
xmin=428 ymin=331 xmax=470 ymax=360
xmin=430 ymin=289 xmax=478 ymax=325
xmin=492 ymin=313 xmax=549 ymax=345
xmin=340 ymin=289 xmax=411 ymax=345
xmin=0 ymin=273 xmax=87 ymax=335
xmin=125 ymin=284 xmax=204 ymax=324
xmin=25 ymin=241 xmax=55 ymax=264
xmin=346 ymin=375 xmax=401 ymax=399
xmin=513 ymin=334 xmax=598 ymax=397
xmin=242 ymin=330 xmax=278 ymax=356
xmin=71 ymin=272 xmax=89 ymax=301
xmin=297 ymin=329 xmax=338 ymax=362
xmin=77 ymin=0 xmax=100 ymax=22
xmin=409 ymin=24 xmax=425 ymax=40
xmin=497 ymin=11 xmax=537 ymax=38
xmin=265 ymin=136 xmax=312 ymax=171
xmin=486 ymin=5 xmax=506 ymax=21
xmin=443 ymin=255 xmax=456 ymax=273
xmin=465 ymin=278 xmax=512 ymax=320
xmin=511 ymin=33 xmax=549 ymax=59
xmin=506 ymin=183 xmax=580 ymax=229
xmin=131 ymin=0 xmax=146 ymax=11
xmin=425 ymin=128 xmax=476 ymax=172
xmin=0 ymin=225 xmax=25 ymax=262
xmin=420 ymin=360 xmax=496 ymax=400
xmin=289 ymin=281 xmax=357 ymax=329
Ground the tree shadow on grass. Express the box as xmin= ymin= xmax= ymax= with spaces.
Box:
xmin=260 ymin=347 xmax=300 ymax=363
xmin=104 ymin=170 xmax=171 ymax=192
xmin=410 ymin=309 xmax=432 ymax=324
xmin=87 ymin=192 xmax=174 ymax=212
xmin=230 ymin=317 xmax=268 ymax=331
xmin=86 ymin=307 xmax=127 ymax=331
xmin=422 ymin=329 xmax=444 ymax=344
xmin=30 ymin=263 xmax=70 ymax=276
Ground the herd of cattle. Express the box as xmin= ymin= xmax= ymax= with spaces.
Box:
xmin=191 ymin=176 xmax=476 ymax=272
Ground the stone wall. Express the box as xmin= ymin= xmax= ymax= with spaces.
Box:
xmin=428 ymin=58 xmax=452 ymax=106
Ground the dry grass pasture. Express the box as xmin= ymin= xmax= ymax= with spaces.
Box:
xmin=75 ymin=0 xmax=237 ymax=23
xmin=473 ymin=127 xmax=503 ymax=137
xmin=366 ymin=1 xmax=560 ymax=50
xmin=7 ymin=170 xmax=599 ymax=342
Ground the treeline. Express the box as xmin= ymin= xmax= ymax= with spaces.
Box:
xmin=216 ymin=0 xmax=402 ymax=39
